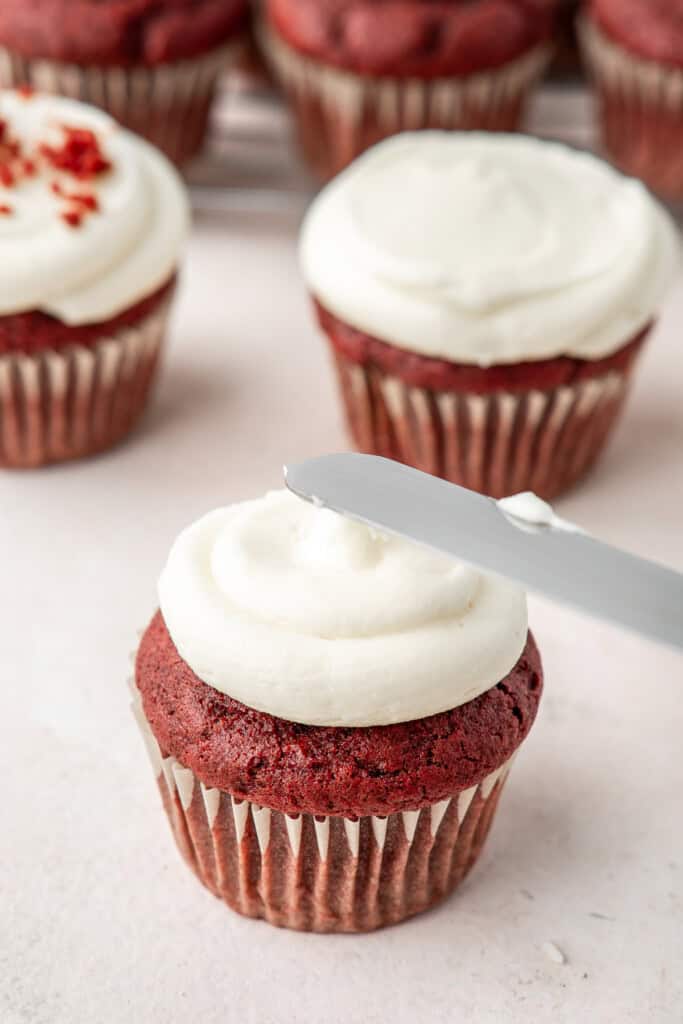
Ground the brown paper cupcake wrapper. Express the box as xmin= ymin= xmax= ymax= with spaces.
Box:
xmin=579 ymin=16 xmax=683 ymax=198
xmin=0 ymin=297 xmax=172 ymax=468
xmin=129 ymin=680 xmax=517 ymax=933
xmin=258 ymin=19 xmax=551 ymax=179
xmin=0 ymin=40 xmax=244 ymax=165
xmin=331 ymin=349 xmax=633 ymax=500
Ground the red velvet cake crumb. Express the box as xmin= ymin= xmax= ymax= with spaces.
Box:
xmin=0 ymin=203 xmax=12 ymax=215
xmin=267 ymin=0 xmax=556 ymax=77
xmin=61 ymin=208 xmax=84 ymax=228
xmin=0 ymin=112 xmax=110 ymax=228
xmin=136 ymin=611 xmax=543 ymax=819
xmin=0 ymin=118 xmax=21 ymax=175
xmin=40 ymin=126 xmax=111 ymax=180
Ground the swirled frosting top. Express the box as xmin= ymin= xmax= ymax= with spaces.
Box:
xmin=0 ymin=90 xmax=188 ymax=325
xmin=158 ymin=490 xmax=528 ymax=727
xmin=300 ymin=132 xmax=679 ymax=366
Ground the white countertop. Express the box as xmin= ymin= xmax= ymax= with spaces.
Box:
xmin=3 ymin=104 xmax=683 ymax=1024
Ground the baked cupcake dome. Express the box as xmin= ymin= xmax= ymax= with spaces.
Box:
xmin=0 ymin=89 xmax=188 ymax=467
xmin=133 ymin=490 xmax=543 ymax=932
xmin=0 ymin=0 xmax=249 ymax=165
xmin=300 ymin=131 xmax=679 ymax=499
xmin=580 ymin=0 xmax=683 ymax=199
xmin=259 ymin=0 xmax=555 ymax=179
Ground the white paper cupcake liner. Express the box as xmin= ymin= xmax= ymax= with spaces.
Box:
xmin=0 ymin=39 xmax=244 ymax=165
xmin=258 ymin=18 xmax=551 ymax=178
xmin=130 ymin=680 xmax=518 ymax=933
xmin=579 ymin=16 xmax=683 ymax=196
xmin=331 ymin=350 xmax=632 ymax=500
xmin=579 ymin=16 xmax=683 ymax=104
xmin=0 ymin=296 xmax=172 ymax=468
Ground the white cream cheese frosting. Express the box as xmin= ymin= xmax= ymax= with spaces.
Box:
xmin=300 ymin=131 xmax=680 ymax=366
xmin=0 ymin=91 xmax=188 ymax=325
xmin=158 ymin=490 xmax=528 ymax=728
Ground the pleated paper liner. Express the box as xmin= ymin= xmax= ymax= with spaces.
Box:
xmin=130 ymin=679 xmax=519 ymax=933
xmin=330 ymin=347 xmax=636 ymax=501
xmin=0 ymin=39 xmax=244 ymax=166
xmin=258 ymin=19 xmax=552 ymax=180
xmin=579 ymin=16 xmax=683 ymax=199
xmin=0 ymin=295 xmax=173 ymax=468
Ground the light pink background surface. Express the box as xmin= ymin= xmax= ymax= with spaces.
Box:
xmin=2 ymin=102 xmax=683 ymax=1024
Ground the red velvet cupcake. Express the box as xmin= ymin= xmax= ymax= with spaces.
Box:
xmin=552 ymin=0 xmax=580 ymax=74
xmin=132 ymin=489 xmax=543 ymax=932
xmin=0 ymin=0 xmax=249 ymax=166
xmin=300 ymin=132 xmax=679 ymax=499
xmin=0 ymin=89 xmax=188 ymax=468
xmin=258 ymin=0 xmax=555 ymax=180
xmin=580 ymin=0 xmax=683 ymax=199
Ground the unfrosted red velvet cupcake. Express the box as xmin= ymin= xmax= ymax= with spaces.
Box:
xmin=0 ymin=89 xmax=188 ymax=468
xmin=258 ymin=0 xmax=555 ymax=179
xmin=132 ymin=489 xmax=543 ymax=932
xmin=0 ymin=0 xmax=249 ymax=166
xmin=300 ymin=132 xmax=679 ymax=499
xmin=580 ymin=0 xmax=683 ymax=199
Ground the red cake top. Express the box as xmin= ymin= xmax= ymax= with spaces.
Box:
xmin=0 ymin=276 xmax=174 ymax=355
xmin=0 ymin=0 xmax=248 ymax=67
xmin=590 ymin=0 xmax=683 ymax=68
xmin=266 ymin=0 xmax=556 ymax=77
xmin=136 ymin=611 xmax=543 ymax=819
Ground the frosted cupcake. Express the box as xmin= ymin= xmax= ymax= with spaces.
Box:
xmin=259 ymin=0 xmax=554 ymax=180
xmin=300 ymin=132 xmax=679 ymax=499
xmin=579 ymin=0 xmax=683 ymax=199
xmin=0 ymin=0 xmax=249 ymax=166
xmin=0 ymin=89 xmax=188 ymax=468
xmin=132 ymin=490 xmax=543 ymax=933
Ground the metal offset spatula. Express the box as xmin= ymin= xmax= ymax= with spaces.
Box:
xmin=285 ymin=453 xmax=683 ymax=651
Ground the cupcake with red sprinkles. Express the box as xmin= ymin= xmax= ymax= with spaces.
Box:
xmin=0 ymin=88 xmax=188 ymax=468
xmin=133 ymin=488 xmax=543 ymax=932
xmin=259 ymin=0 xmax=556 ymax=180
xmin=580 ymin=0 xmax=683 ymax=200
xmin=0 ymin=0 xmax=249 ymax=166
xmin=300 ymin=131 xmax=679 ymax=499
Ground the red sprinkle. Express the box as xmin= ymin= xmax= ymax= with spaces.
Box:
xmin=41 ymin=126 xmax=111 ymax=180
xmin=21 ymin=158 xmax=36 ymax=177
xmin=17 ymin=85 xmax=35 ymax=99
xmin=61 ymin=208 xmax=84 ymax=229
xmin=51 ymin=180 xmax=98 ymax=210
xmin=71 ymin=192 xmax=98 ymax=211
xmin=0 ymin=204 xmax=12 ymax=215
xmin=0 ymin=166 xmax=14 ymax=188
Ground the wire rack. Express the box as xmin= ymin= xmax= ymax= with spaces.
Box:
xmin=185 ymin=77 xmax=596 ymax=216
